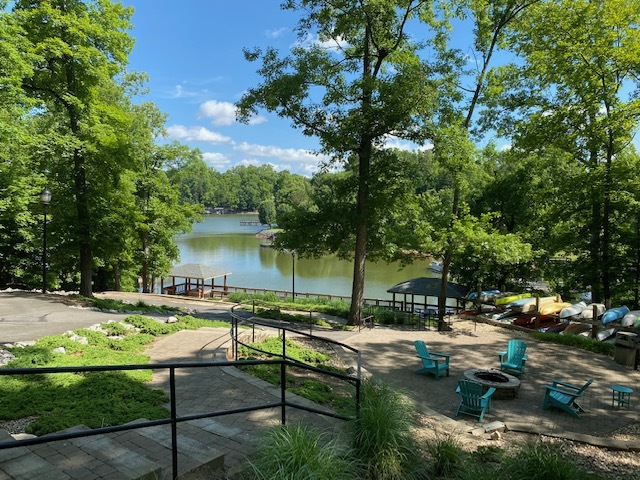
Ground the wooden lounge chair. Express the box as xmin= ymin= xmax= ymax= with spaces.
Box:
xmin=543 ymin=378 xmax=594 ymax=418
xmin=498 ymin=339 xmax=528 ymax=376
xmin=413 ymin=340 xmax=450 ymax=380
xmin=455 ymin=379 xmax=496 ymax=422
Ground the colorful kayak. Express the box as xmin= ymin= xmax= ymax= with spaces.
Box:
xmin=512 ymin=313 xmax=556 ymax=329
xmin=621 ymin=310 xmax=640 ymax=327
xmin=495 ymin=293 xmax=532 ymax=306
xmin=562 ymin=322 xmax=591 ymax=335
xmin=505 ymin=296 xmax=555 ymax=312
xmin=559 ymin=301 xmax=587 ymax=319
xmin=580 ymin=303 xmax=606 ymax=319
xmin=539 ymin=302 xmax=572 ymax=315
xmin=465 ymin=290 xmax=500 ymax=302
xmin=596 ymin=327 xmax=617 ymax=342
xmin=601 ymin=305 xmax=630 ymax=325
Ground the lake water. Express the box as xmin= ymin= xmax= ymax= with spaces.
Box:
xmin=175 ymin=214 xmax=437 ymax=301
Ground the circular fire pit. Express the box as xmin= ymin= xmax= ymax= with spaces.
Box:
xmin=463 ymin=368 xmax=520 ymax=399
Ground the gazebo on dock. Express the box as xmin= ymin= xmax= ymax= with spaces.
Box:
xmin=160 ymin=263 xmax=231 ymax=299
xmin=387 ymin=277 xmax=469 ymax=314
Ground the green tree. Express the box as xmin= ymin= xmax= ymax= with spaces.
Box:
xmin=0 ymin=5 xmax=44 ymax=288
xmin=14 ymin=0 xmax=135 ymax=297
xmin=490 ymin=0 xmax=640 ymax=304
xmin=238 ymin=1 xmax=447 ymax=324
xmin=431 ymin=0 xmax=540 ymax=321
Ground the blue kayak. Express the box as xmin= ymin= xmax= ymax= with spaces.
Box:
xmin=601 ymin=306 xmax=630 ymax=325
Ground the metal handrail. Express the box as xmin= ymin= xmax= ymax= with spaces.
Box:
xmin=229 ymin=300 xmax=362 ymax=415
xmin=0 ymin=302 xmax=363 ymax=479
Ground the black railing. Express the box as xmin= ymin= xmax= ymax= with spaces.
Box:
xmin=229 ymin=300 xmax=362 ymax=419
xmin=0 ymin=315 xmax=362 ymax=479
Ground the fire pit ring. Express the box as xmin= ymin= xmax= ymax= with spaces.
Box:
xmin=463 ymin=368 xmax=520 ymax=399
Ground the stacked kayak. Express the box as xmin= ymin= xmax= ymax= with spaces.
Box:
xmin=580 ymin=303 xmax=606 ymax=319
xmin=539 ymin=301 xmax=572 ymax=315
xmin=601 ymin=306 xmax=630 ymax=325
xmin=559 ymin=301 xmax=587 ymax=319
xmin=621 ymin=310 xmax=640 ymax=327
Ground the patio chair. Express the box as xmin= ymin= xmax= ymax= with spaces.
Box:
xmin=413 ymin=340 xmax=450 ymax=379
xmin=542 ymin=378 xmax=594 ymax=418
xmin=498 ymin=339 xmax=528 ymax=376
xmin=455 ymin=379 xmax=496 ymax=422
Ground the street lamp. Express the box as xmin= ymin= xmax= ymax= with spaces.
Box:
xmin=40 ymin=188 xmax=51 ymax=293
xmin=291 ymin=251 xmax=295 ymax=302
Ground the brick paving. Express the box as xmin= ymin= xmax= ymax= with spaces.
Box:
xmin=142 ymin=315 xmax=640 ymax=473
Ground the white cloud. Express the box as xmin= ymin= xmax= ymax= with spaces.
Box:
xmin=199 ymin=100 xmax=268 ymax=126
xmin=166 ymin=125 xmax=232 ymax=144
xmin=202 ymin=152 xmax=231 ymax=169
xmin=266 ymin=27 xmax=289 ymax=38
xmin=199 ymin=100 xmax=237 ymax=126
xmin=234 ymin=142 xmax=324 ymax=163
xmin=294 ymin=33 xmax=349 ymax=51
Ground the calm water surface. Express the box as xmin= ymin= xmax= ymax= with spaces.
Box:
xmin=175 ymin=214 xmax=436 ymax=300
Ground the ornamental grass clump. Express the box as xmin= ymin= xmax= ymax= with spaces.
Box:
xmin=245 ymin=423 xmax=355 ymax=480
xmin=499 ymin=441 xmax=600 ymax=480
xmin=349 ymin=380 xmax=428 ymax=480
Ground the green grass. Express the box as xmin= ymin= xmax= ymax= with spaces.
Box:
xmin=531 ymin=330 xmax=615 ymax=355
xmin=245 ymin=423 xmax=355 ymax=480
xmin=74 ymin=295 xmax=183 ymax=314
xmin=237 ymin=336 xmax=356 ymax=417
xmin=0 ymin=314 xmax=230 ymax=435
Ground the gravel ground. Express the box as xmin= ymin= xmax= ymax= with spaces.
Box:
xmin=415 ymin=414 xmax=640 ymax=479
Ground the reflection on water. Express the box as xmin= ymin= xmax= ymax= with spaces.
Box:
xmin=176 ymin=214 xmax=436 ymax=300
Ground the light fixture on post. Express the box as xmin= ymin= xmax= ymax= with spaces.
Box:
xmin=40 ymin=188 xmax=51 ymax=293
xmin=291 ymin=251 xmax=295 ymax=303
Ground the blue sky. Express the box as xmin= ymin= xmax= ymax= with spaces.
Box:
xmin=125 ymin=1 xmax=332 ymax=176
xmin=123 ymin=2 xmax=515 ymax=177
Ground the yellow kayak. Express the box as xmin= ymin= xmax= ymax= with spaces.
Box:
xmin=539 ymin=302 xmax=572 ymax=315
xmin=495 ymin=293 xmax=532 ymax=306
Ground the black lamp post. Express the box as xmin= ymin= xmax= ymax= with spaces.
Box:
xmin=40 ymin=188 xmax=51 ymax=293
xmin=291 ymin=251 xmax=295 ymax=302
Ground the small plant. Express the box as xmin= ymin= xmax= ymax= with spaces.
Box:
xmin=290 ymin=379 xmax=332 ymax=404
xmin=532 ymin=330 xmax=614 ymax=355
xmin=350 ymin=380 xmax=427 ymax=480
xmin=246 ymin=423 xmax=355 ymax=480
xmin=500 ymin=440 xmax=601 ymax=479
xmin=100 ymin=321 xmax=132 ymax=336
xmin=424 ymin=434 xmax=468 ymax=477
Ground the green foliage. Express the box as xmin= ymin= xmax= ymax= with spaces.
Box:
xmin=0 ymin=313 xmax=228 ymax=435
xmin=238 ymin=336 xmax=331 ymax=365
xmin=499 ymin=441 xmax=601 ymax=480
xmin=424 ymin=435 xmax=468 ymax=477
xmin=349 ymin=380 xmax=427 ymax=480
xmin=290 ymin=380 xmax=332 ymax=404
xmin=531 ymin=331 xmax=614 ymax=356
xmin=80 ymin=296 xmax=181 ymax=314
xmin=246 ymin=424 xmax=355 ymax=480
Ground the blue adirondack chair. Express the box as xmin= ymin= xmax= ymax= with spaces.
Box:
xmin=455 ymin=379 xmax=496 ymax=422
xmin=543 ymin=378 xmax=594 ymax=418
xmin=413 ymin=340 xmax=450 ymax=379
xmin=498 ymin=339 xmax=528 ymax=376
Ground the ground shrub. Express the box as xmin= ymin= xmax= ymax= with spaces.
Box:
xmin=531 ymin=331 xmax=614 ymax=355
xmin=350 ymin=380 xmax=428 ymax=480
xmin=498 ymin=440 xmax=601 ymax=479
xmin=245 ymin=423 xmax=355 ymax=480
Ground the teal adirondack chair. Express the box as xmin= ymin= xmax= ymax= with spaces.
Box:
xmin=413 ymin=340 xmax=450 ymax=379
xmin=455 ymin=379 xmax=496 ymax=422
xmin=543 ymin=378 xmax=594 ymax=418
xmin=498 ymin=339 xmax=528 ymax=376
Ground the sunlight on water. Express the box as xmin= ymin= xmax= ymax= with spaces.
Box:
xmin=175 ymin=214 xmax=437 ymax=300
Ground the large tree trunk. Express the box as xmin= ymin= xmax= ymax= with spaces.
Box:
xmin=601 ymin=136 xmax=614 ymax=307
xmin=588 ymin=148 xmax=602 ymax=303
